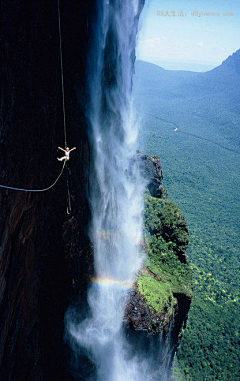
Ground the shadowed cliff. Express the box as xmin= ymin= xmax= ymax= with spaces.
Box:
xmin=0 ymin=1 xmax=94 ymax=379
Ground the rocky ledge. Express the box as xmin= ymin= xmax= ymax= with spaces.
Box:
xmin=124 ymin=154 xmax=193 ymax=356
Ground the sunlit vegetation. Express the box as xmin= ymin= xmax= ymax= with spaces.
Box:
xmin=138 ymin=124 xmax=240 ymax=380
xmin=137 ymin=192 xmax=193 ymax=318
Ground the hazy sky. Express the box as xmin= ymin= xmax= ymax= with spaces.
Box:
xmin=137 ymin=0 xmax=240 ymax=71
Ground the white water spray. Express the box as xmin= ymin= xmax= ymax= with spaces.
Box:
xmin=67 ymin=1 xmax=164 ymax=380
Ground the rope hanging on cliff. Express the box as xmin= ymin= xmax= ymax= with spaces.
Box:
xmin=0 ymin=1 xmax=75 ymax=195
xmin=0 ymin=162 xmax=66 ymax=192
xmin=57 ymin=0 xmax=67 ymax=148
xmin=57 ymin=0 xmax=72 ymax=214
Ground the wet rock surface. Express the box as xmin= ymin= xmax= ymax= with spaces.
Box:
xmin=124 ymin=285 xmax=174 ymax=334
xmin=138 ymin=152 xmax=166 ymax=198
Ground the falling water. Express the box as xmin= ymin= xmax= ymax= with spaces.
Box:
xmin=67 ymin=1 xmax=170 ymax=380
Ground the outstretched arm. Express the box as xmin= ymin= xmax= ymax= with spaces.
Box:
xmin=69 ymin=147 xmax=76 ymax=152
xmin=58 ymin=147 xmax=66 ymax=152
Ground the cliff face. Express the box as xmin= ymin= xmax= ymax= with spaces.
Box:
xmin=0 ymin=1 xmax=94 ymax=380
xmin=0 ymin=2 xmax=191 ymax=380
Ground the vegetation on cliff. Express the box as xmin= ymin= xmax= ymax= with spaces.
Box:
xmin=136 ymin=191 xmax=193 ymax=327
xmin=126 ymin=155 xmax=193 ymax=338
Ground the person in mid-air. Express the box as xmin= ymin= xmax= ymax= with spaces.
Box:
xmin=57 ymin=146 xmax=76 ymax=162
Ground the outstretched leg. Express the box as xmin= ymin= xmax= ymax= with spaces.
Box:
xmin=57 ymin=156 xmax=66 ymax=162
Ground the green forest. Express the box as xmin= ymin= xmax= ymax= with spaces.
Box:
xmin=138 ymin=191 xmax=193 ymax=317
xmin=137 ymin=112 xmax=240 ymax=380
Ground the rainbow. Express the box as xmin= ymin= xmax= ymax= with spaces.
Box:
xmin=91 ymin=276 xmax=133 ymax=290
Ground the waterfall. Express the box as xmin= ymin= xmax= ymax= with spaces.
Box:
xmin=67 ymin=1 xmax=161 ymax=380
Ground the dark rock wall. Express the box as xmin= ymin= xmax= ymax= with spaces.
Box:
xmin=0 ymin=1 xmax=94 ymax=380
xmin=138 ymin=153 xmax=165 ymax=198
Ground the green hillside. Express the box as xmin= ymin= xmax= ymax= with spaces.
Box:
xmin=133 ymin=55 xmax=240 ymax=380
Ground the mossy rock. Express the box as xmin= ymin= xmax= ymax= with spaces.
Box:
xmin=134 ymin=192 xmax=193 ymax=329
xmin=144 ymin=192 xmax=189 ymax=262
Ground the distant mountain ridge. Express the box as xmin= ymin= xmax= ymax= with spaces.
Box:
xmin=179 ymin=49 xmax=240 ymax=96
xmin=135 ymin=49 xmax=240 ymax=94
xmin=133 ymin=49 xmax=240 ymax=149
xmin=221 ymin=49 xmax=240 ymax=74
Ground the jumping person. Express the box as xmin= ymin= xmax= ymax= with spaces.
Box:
xmin=57 ymin=146 xmax=76 ymax=162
